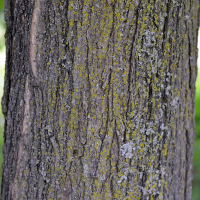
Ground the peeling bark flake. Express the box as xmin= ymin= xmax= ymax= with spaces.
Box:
xmin=30 ymin=0 xmax=40 ymax=84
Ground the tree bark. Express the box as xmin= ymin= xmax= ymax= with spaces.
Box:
xmin=1 ymin=0 xmax=199 ymax=199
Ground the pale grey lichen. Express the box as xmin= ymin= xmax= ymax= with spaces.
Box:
xmin=120 ymin=141 xmax=135 ymax=159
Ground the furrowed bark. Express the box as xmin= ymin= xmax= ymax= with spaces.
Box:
xmin=1 ymin=0 xmax=199 ymax=199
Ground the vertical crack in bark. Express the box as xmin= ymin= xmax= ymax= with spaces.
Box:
xmin=12 ymin=141 xmax=22 ymax=200
xmin=124 ymin=1 xmax=141 ymax=143
xmin=147 ymin=78 xmax=153 ymax=120
xmin=184 ymin=129 xmax=189 ymax=200
xmin=12 ymin=76 xmax=30 ymax=199
xmin=114 ymin=119 xmax=120 ymax=174
xmin=90 ymin=4 xmax=115 ymax=191
xmin=85 ymin=36 xmax=92 ymax=132
xmin=93 ymin=66 xmax=112 ymax=182
xmin=187 ymin=33 xmax=192 ymax=89
xmin=162 ymin=0 xmax=171 ymax=51
xmin=30 ymin=0 xmax=41 ymax=84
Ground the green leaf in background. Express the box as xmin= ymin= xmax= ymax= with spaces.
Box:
xmin=0 ymin=0 xmax=3 ymax=11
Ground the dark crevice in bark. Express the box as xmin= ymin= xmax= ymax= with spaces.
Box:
xmin=78 ymin=0 xmax=84 ymax=26
xmin=162 ymin=0 xmax=171 ymax=51
xmin=101 ymin=67 xmax=112 ymax=143
xmin=147 ymin=78 xmax=153 ymax=120
xmin=85 ymin=37 xmax=92 ymax=139
xmin=102 ymin=124 xmax=115 ymax=197
xmin=124 ymin=1 xmax=141 ymax=143
xmin=153 ymin=15 xmax=159 ymax=30
xmin=184 ymin=128 xmax=190 ymax=200
xmin=187 ymin=33 xmax=192 ymax=89
xmin=91 ymin=10 xmax=115 ymax=193
xmin=114 ymin=119 xmax=120 ymax=174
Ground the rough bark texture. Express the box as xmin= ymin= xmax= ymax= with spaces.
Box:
xmin=1 ymin=0 xmax=199 ymax=199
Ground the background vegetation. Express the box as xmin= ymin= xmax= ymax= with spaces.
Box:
xmin=0 ymin=2 xmax=199 ymax=198
xmin=0 ymin=0 xmax=5 ymax=195
xmin=193 ymin=29 xmax=200 ymax=200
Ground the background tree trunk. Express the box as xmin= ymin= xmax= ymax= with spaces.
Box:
xmin=1 ymin=0 xmax=199 ymax=199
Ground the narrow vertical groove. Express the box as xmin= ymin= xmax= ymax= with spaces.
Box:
xmin=124 ymin=1 xmax=141 ymax=143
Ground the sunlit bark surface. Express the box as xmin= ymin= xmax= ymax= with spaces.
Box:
xmin=1 ymin=0 xmax=199 ymax=199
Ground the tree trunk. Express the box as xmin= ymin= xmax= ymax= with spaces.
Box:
xmin=1 ymin=0 xmax=199 ymax=199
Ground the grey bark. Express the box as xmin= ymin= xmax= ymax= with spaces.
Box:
xmin=1 ymin=0 xmax=199 ymax=199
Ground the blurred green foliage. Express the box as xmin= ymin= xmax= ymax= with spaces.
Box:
xmin=0 ymin=10 xmax=5 ymax=52
xmin=192 ymin=75 xmax=200 ymax=200
xmin=0 ymin=8 xmax=4 ymax=192
xmin=0 ymin=0 xmax=3 ymax=11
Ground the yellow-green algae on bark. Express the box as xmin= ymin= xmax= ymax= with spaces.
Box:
xmin=1 ymin=0 xmax=199 ymax=199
